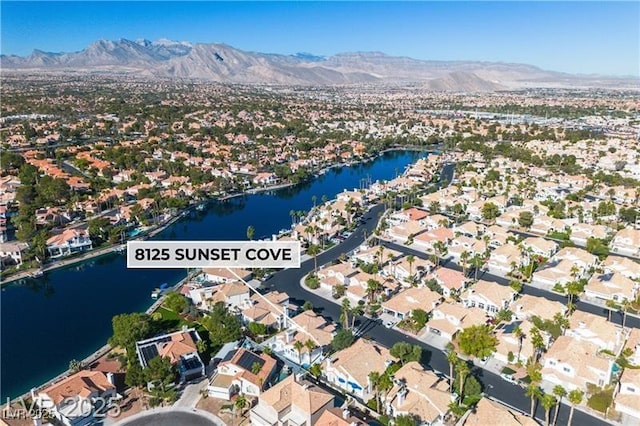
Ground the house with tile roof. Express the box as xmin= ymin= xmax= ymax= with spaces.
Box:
xmin=383 ymin=361 xmax=454 ymax=425
xmin=46 ymin=226 xmax=92 ymax=259
xmin=461 ymin=280 xmax=517 ymax=317
xmin=382 ymin=286 xmax=442 ymax=321
xmin=35 ymin=370 xmax=117 ymax=426
xmin=567 ymin=310 xmax=627 ymax=355
xmin=208 ymin=348 xmax=278 ymax=400
xmin=426 ymin=301 xmax=487 ymax=342
xmin=250 ymin=375 xmax=335 ymax=426
xmin=135 ymin=328 xmax=205 ymax=383
xmin=585 ymin=271 xmax=638 ymax=304
xmin=324 ymin=339 xmax=395 ymax=400
xmin=460 ymin=397 xmax=538 ymax=426
xmin=541 ymin=335 xmax=614 ymax=391
xmin=510 ymin=294 xmax=567 ymax=322
xmin=614 ymin=368 xmax=640 ymax=423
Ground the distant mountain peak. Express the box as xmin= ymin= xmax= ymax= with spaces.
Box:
xmin=2 ymin=38 xmax=632 ymax=89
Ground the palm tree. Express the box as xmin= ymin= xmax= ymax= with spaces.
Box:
xmin=605 ymin=299 xmax=617 ymax=322
xmin=289 ymin=209 xmax=296 ymax=226
xmin=234 ymin=393 xmax=248 ymax=424
xmin=406 ymin=255 xmax=415 ymax=277
xmin=341 ymin=298 xmax=351 ymax=330
xmin=552 ymin=385 xmax=567 ymax=426
xmin=526 ymin=384 xmax=542 ymax=418
xmin=460 ymin=250 xmax=470 ymax=277
xmin=366 ymin=279 xmax=381 ymax=303
xmin=471 ymin=254 xmax=485 ymax=281
xmin=307 ymin=244 xmax=320 ymax=274
xmin=246 ymin=225 xmax=255 ymax=241
xmin=368 ymin=371 xmax=381 ymax=412
xmin=621 ymin=298 xmax=631 ymax=328
xmin=567 ymin=389 xmax=584 ymax=426
xmin=456 ymin=360 xmax=470 ymax=406
xmin=293 ymin=340 xmax=304 ymax=363
xmin=305 ymin=339 xmax=317 ymax=363
xmin=513 ymin=325 xmax=524 ymax=362
xmin=446 ymin=347 xmax=458 ymax=393
xmin=541 ymin=393 xmax=557 ymax=426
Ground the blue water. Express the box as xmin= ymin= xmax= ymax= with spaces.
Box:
xmin=0 ymin=150 xmax=426 ymax=399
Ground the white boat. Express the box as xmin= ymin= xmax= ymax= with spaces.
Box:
xmin=151 ymin=289 xmax=161 ymax=299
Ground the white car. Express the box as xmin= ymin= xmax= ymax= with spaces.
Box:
xmin=384 ymin=320 xmax=395 ymax=329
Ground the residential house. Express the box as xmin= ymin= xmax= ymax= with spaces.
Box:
xmin=461 ymin=280 xmax=517 ymax=316
xmin=324 ymin=339 xmax=394 ymax=400
xmin=493 ymin=320 xmax=535 ymax=365
xmin=188 ymin=282 xmax=251 ymax=312
xmin=487 ymin=244 xmax=525 ymax=277
xmin=427 ymin=268 xmax=469 ymax=298
xmin=0 ymin=241 xmax=28 ymax=266
xmin=385 ymin=220 xmax=425 ymax=244
xmin=250 ymin=374 xmax=335 ymax=426
xmin=383 ymin=255 xmax=433 ymax=283
xmin=530 ymin=215 xmax=567 ymax=236
xmin=46 ymin=227 xmax=92 ymax=258
xmin=426 ymin=301 xmax=487 ymax=342
xmin=602 ymin=256 xmax=640 ymax=281
xmin=202 ymin=267 xmax=252 ymax=284
xmin=570 ymin=223 xmax=610 ymax=247
xmin=541 ymin=336 xmax=614 ymax=391
xmin=384 ymin=361 xmax=453 ymax=425
xmin=268 ymin=310 xmax=335 ymax=367
xmin=454 ymin=221 xmax=486 ymax=239
xmin=567 ymin=310 xmax=626 ymax=355
xmin=510 ymin=294 xmax=567 ymax=322
xmin=317 ymin=262 xmax=358 ymax=292
xmin=135 ymin=328 xmax=205 ymax=383
xmin=486 ymin=225 xmax=510 ymax=249
xmin=519 ymin=237 xmax=558 ymax=259
xmin=241 ymin=291 xmax=291 ymax=330
xmin=208 ymin=348 xmax=278 ymax=400
xmin=412 ymin=227 xmax=454 ymax=254
xmin=614 ymin=368 xmax=640 ymax=423
xmin=460 ymin=397 xmax=538 ymax=426
xmin=388 ymin=207 xmax=429 ymax=226
xmin=611 ymin=229 xmax=640 ymax=258
xmin=35 ymin=370 xmax=117 ymax=426
xmin=448 ymin=235 xmax=487 ymax=263
xmin=382 ymin=286 xmax=442 ymax=321
xmin=585 ymin=272 xmax=638 ymax=304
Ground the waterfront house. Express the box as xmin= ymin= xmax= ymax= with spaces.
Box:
xmin=208 ymin=348 xmax=277 ymax=400
xmin=188 ymin=282 xmax=251 ymax=312
xmin=383 ymin=361 xmax=453 ymax=425
xmin=324 ymin=339 xmax=394 ymax=400
xmin=0 ymin=241 xmax=28 ymax=266
xmin=541 ymin=335 xmax=614 ymax=391
xmin=250 ymin=374 xmax=335 ymax=426
xmin=135 ymin=328 xmax=205 ymax=383
xmin=461 ymin=280 xmax=517 ymax=316
xmin=202 ymin=267 xmax=252 ymax=284
xmin=35 ymin=370 xmax=117 ymax=426
xmin=46 ymin=227 xmax=92 ymax=259
xmin=241 ymin=290 xmax=291 ymax=330
xmin=426 ymin=301 xmax=487 ymax=342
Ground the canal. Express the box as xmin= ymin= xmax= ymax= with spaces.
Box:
xmin=0 ymin=150 xmax=427 ymax=399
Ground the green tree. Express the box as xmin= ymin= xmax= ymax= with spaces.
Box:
xmin=456 ymin=360 xmax=470 ymax=406
xmin=144 ymin=355 xmax=177 ymax=385
xmin=200 ymin=302 xmax=243 ymax=346
xmin=307 ymin=244 xmax=320 ymax=273
xmin=331 ymin=329 xmax=354 ymax=351
xmin=246 ymin=225 xmax=255 ymax=241
xmin=446 ymin=347 xmax=458 ymax=392
xmin=518 ymin=211 xmax=534 ymax=228
xmin=309 ymin=363 xmax=322 ymax=379
xmin=69 ymin=359 xmax=82 ymax=373
xmin=526 ymin=385 xmax=542 ymax=418
xmin=394 ymin=414 xmax=418 ymax=426
xmin=235 ymin=393 xmax=248 ymax=421
xmin=481 ymin=202 xmax=500 ymax=221
xmin=457 ymin=325 xmax=498 ymax=359
xmin=109 ymin=312 xmax=152 ymax=353
xmin=567 ymin=389 xmax=584 ymax=426
xmin=389 ymin=342 xmax=422 ymax=365
xmin=247 ymin=322 xmax=268 ymax=336
xmin=553 ymin=385 xmax=567 ymax=426
xmin=163 ymin=291 xmax=188 ymax=313
xmin=541 ymin=393 xmax=557 ymax=426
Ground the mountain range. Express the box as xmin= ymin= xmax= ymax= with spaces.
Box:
xmin=2 ymin=38 xmax=636 ymax=90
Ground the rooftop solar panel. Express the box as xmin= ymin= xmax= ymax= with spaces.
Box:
xmin=237 ymin=351 xmax=265 ymax=371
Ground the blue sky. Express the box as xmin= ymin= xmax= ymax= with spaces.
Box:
xmin=2 ymin=1 xmax=638 ymax=76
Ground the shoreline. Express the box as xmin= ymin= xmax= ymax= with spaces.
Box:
xmin=1 ymin=146 xmax=435 ymax=286
xmin=2 ymin=148 xmax=432 ymax=405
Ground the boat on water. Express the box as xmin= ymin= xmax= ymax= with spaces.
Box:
xmin=195 ymin=203 xmax=206 ymax=211
xmin=31 ymin=269 xmax=44 ymax=278
xmin=151 ymin=283 xmax=170 ymax=299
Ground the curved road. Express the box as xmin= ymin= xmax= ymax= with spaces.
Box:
xmin=263 ymin=172 xmax=609 ymax=426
